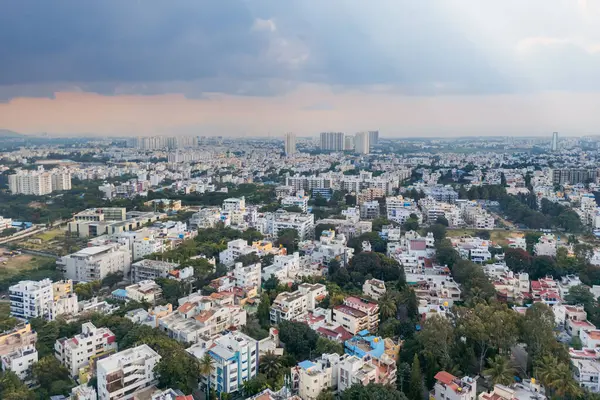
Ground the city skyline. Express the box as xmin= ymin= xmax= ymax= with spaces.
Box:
xmin=2 ymin=1 xmax=600 ymax=136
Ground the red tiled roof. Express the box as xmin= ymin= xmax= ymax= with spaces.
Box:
xmin=434 ymin=371 xmax=456 ymax=386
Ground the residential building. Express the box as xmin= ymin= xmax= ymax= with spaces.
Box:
xmin=291 ymin=354 xmax=341 ymax=400
xmin=189 ymin=331 xmax=259 ymax=395
xmin=320 ymin=132 xmax=345 ymax=151
xmin=359 ymin=201 xmax=380 ymax=220
xmin=0 ymin=323 xmax=37 ymax=357
xmin=219 ymin=239 xmax=257 ymax=267
xmin=337 ymin=353 xmax=397 ymax=392
xmin=285 ymin=133 xmax=297 ymax=156
xmin=271 ymin=212 xmax=315 ymax=241
xmin=368 ymin=130 xmax=379 ymax=146
xmin=1 ymin=344 xmax=37 ymax=380
xmin=232 ymin=262 xmax=262 ymax=290
xmin=479 ymin=382 xmax=546 ymax=400
xmin=9 ymin=278 xmax=53 ymax=320
xmin=58 ymin=244 xmax=132 ymax=282
xmin=573 ymin=359 xmax=600 ymax=393
xmin=281 ymin=192 xmax=310 ymax=213
xmin=96 ymin=344 xmax=161 ymax=400
xmin=8 ymin=167 xmax=71 ymax=195
xmin=341 ymin=297 xmax=379 ymax=332
xmin=362 ymin=279 xmax=386 ymax=300
xmin=125 ymin=280 xmax=163 ymax=304
xmin=222 ymin=197 xmax=246 ymax=213
xmin=534 ymin=235 xmax=557 ymax=257
xmin=432 ymin=371 xmax=477 ymax=400
xmin=55 ymin=322 xmax=118 ymax=377
xmin=131 ymin=260 xmax=180 ymax=283
xmin=354 ymin=132 xmax=370 ymax=155
xmin=270 ymin=283 xmax=328 ymax=324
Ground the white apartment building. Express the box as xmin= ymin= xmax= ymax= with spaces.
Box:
xmin=223 ymin=197 xmax=246 ymax=212
xmin=188 ymin=331 xmax=259 ymax=395
xmin=507 ymin=237 xmax=526 ymax=250
xmin=8 ymin=167 xmax=71 ymax=195
xmin=291 ymin=353 xmax=341 ymax=400
xmin=71 ymin=384 xmax=98 ymax=400
xmin=58 ymin=244 xmax=132 ymax=282
xmin=232 ymin=262 xmax=261 ymax=290
xmin=337 ymin=354 xmax=396 ymax=392
xmin=262 ymin=252 xmax=301 ymax=283
xmin=55 ymin=322 xmax=118 ymax=377
xmin=125 ymin=280 xmax=163 ymax=304
xmin=462 ymin=204 xmax=495 ymax=230
xmin=132 ymin=235 xmax=166 ymax=261
xmin=97 ymin=344 xmax=161 ymax=400
xmin=432 ymin=372 xmax=477 ymax=400
xmin=573 ymin=359 xmax=600 ymax=393
xmin=285 ymin=132 xmax=297 ymax=156
xmin=281 ymin=193 xmax=310 ymax=213
xmin=1 ymin=344 xmax=37 ymax=380
xmin=271 ymin=212 xmax=315 ymax=241
xmin=354 ymin=132 xmax=370 ymax=154
xmin=9 ymin=278 xmax=53 ymax=320
xmin=219 ymin=239 xmax=257 ymax=267
xmin=359 ymin=201 xmax=380 ymax=220
xmin=534 ymin=234 xmax=557 ymax=257
xmin=131 ymin=260 xmax=180 ymax=283
xmin=362 ymin=279 xmax=386 ymax=301
xmin=270 ymin=283 xmax=328 ymax=324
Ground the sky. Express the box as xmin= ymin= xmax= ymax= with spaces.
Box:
xmin=2 ymin=0 xmax=600 ymax=137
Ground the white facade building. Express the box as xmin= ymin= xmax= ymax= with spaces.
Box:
xmin=97 ymin=344 xmax=161 ymax=400
xmin=9 ymin=279 xmax=53 ymax=320
xmin=58 ymin=244 xmax=132 ymax=282
xmin=1 ymin=345 xmax=37 ymax=380
xmin=55 ymin=322 xmax=118 ymax=377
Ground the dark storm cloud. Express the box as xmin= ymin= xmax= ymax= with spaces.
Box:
xmin=2 ymin=0 xmax=600 ymax=100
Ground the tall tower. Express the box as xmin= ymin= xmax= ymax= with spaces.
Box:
xmin=551 ymin=132 xmax=559 ymax=152
xmin=368 ymin=130 xmax=379 ymax=147
xmin=354 ymin=132 xmax=370 ymax=154
xmin=284 ymin=132 xmax=296 ymax=156
xmin=320 ymin=132 xmax=345 ymax=151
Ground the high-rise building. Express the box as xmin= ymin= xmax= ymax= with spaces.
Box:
xmin=344 ymin=135 xmax=355 ymax=151
xmin=368 ymin=130 xmax=379 ymax=146
xmin=354 ymin=132 xmax=370 ymax=154
xmin=320 ymin=132 xmax=345 ymax=151
xmin=284 ymin=132 xmax=297 ymax=156
xmin=551 ymin=132 xmax=559 ymax=152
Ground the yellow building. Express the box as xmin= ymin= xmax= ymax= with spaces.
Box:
xmin=52 ymin=280 xmax=73 ymax=301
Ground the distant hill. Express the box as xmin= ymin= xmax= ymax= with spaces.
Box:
xmin=0 ymin=129 xmax=26 ymax=138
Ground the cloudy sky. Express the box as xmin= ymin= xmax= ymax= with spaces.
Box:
xmin=2 ymin=0 xmax=600 ymax=137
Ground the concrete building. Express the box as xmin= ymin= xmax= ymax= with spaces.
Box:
xmin=188 ymin=331 xmax=259 ymax=395
xmin=432 ymin=371 xmax=477 ymax=400
xmin=285 ymin=132 xmax=297 ymax=157
xmin=320 ymin=132 xmax=345 ymax=151
xmin=125 ymin=280 xmax=163 ymax=304
xmin=131 ymin=260 xmax=179 ymax=283
xmin=9 ymin=278 xmax=53 ymax=320
xmin=281 ymin=192 xmax=310 ymax=213
xmin=551 ymin=131 xmax=558 ymax=152
xmin=8 ymin=167 xmax=71 ymax=195
xmin=58 ymin=244 xmax=132 ymax=282
xmin=271 ymin=212 xmax=315 ymax=241
xmin=354 ymin=132 xmax=370 ymax=155
xmin=359 ymin=201 xmax=380 ymax=220
xmin=97 ymin=344 xmax=161 ymax=400
xmin=55 ymin=322 xmax=118 ymax=377
xmin=0 ymin=323 xmax=37 ymax=358
xmin=219 ymin=239 xmax=257 ymax=267
xmin=368 ymin=130 xmax=379 ymax=146
xmin=1 ymin=344 xmax=37 ymax=380
xmin=362 ymin=279 xmax=386 ymax=301
xmin=270 ymin=283 xmax=328 ymax=324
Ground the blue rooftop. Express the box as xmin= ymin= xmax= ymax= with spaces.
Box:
xmin=345 ymin=333 xmax=385 ymax=359
xmin=112 ymin=289 xmax=127 ymax=298
xmin=298 ymin=360 xmax=316 ymax=370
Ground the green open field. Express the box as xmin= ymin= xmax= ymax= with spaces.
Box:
xmin=446 ymin=228 xmax=521 ymax=246
xmin=0 ymin=249 xmax=55 ymax=279
xmin=18 ymin=228 xmax=85 ymax=256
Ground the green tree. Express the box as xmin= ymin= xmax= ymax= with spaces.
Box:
xmin=0 ymin=371 xmax=35 ymax=400
xmin=317 ymin=390 xmax=336 ymax=400
xmin=199 ymin=354 xmax=215 ymax=400
xmin=435 ymin=216 xmax=449 ymax=227
xmin=279 ymin=320 xmax=319 ymax=361
xmin=408 ymin=355 xmax=424 ymax=400
xmin=418 ymin=316 xmax=454 ymax=372
xmin=523 ymin=303 xmax=557 ymax=362
xmin=259 ymin=351 xmax=282 ymax=381
xmin=32 ymin=356 xmax=72 ymax=396
xmin=484 ymin=355 xmax=515 ymax=386
xmin=372 ymin=217 xmax=392 ymax=232
xmin=257 ymin=292 xmax=271 ymax=328
xmin=101 ymin=272 xmax=123 ymax=289
xmin=242 ymin=375 xmax=270 ymax=396
xmin=426 ymin=224 xmax=447 ymax=242
xmin=403 ymin=218 xmax=419 ymax=232
xmin=315 ymin=337 xmax=344 ymax=355
xmin=341 ymin=383 xmax=408 ymax=400
xmin=378 ymin=292 xmax=398 ymax=323
xmin=565 ymin=285 xmax=595 ymax=310
xmin=276 ymin=228 xmax=299 ymax=254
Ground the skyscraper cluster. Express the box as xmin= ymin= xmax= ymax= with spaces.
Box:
xmin=319 ymin=130 xmax=379 ymax=154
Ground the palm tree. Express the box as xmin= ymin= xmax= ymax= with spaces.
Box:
xmin=534 ymin=354 xmax=559 ymax=387
xmin=483 ymin=355 xmax=515 ymax=386
xmin=548 ymin=363 xmax=582 ymax=398
xmin=378 ymin=293 xmax=397 ymax=321
xmin=259 ymin=351 xmax=282 ymax=380
xmin=199 ymin=353 xmax=215 ymax=400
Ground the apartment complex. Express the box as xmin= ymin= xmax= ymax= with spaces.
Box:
xmin=55 ymin=322 xmax=118 ymax=377
xmin=188 ymin=331 xmax=259 ymax=395
xmin=8 ymin=167 xmax=71 ymax=195
xmin=59 ymin=243 xmax=132 ymax=282
xmin=1 ymin=344 xmax=38 ymax=380
xmin=320 ymin=132 xmax=345 ymax=151
xmin=285 ymin=132 xmax=297 ymax=156
xmin=9 ymin=278 xmax=53 ymax=320
xmin=130 ymin=260 xmax=180 ymax=283
xmin=97 ymin=344 xmax=161 ymax=400
xmin=354 ymin=132 xmax=370 ymax=155
xmin=270 ymin=283 xmax=328 ymax=324
xmin=332 ymin=297 xmax=379 ymax=334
